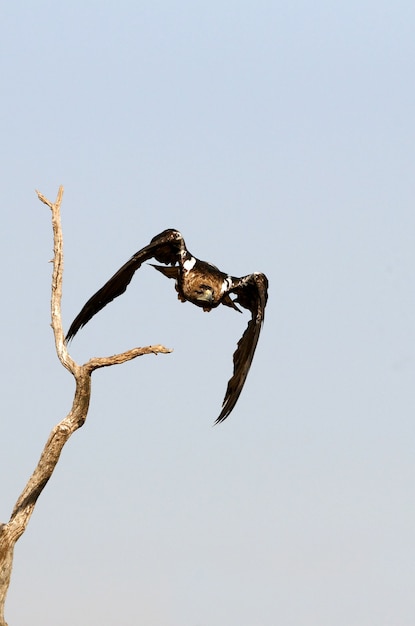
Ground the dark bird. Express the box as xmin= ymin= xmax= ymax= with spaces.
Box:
xmin=66 ymin=229 xmax=268 ymax=423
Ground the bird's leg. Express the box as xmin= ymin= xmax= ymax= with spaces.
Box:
xmin=221 ymin=294 xmax=242 ymax=313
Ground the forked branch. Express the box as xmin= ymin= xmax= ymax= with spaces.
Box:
xmin=0 ymin=187 xmax=172 ymax=626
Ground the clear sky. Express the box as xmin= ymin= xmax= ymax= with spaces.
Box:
xmin=1 ymin=2 xmax=414 ymax=625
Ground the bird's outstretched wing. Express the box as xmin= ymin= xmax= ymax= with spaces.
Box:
xmin=215 ymin=272 xmax=268 ymax=424
xmin=66 ymin=229 xmax=184 ymax=342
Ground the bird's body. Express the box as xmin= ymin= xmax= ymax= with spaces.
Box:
xmin=152 ymin=258 xmax=241 ymax=312
xmin=66 ymin=229 xmax=268 ymax=423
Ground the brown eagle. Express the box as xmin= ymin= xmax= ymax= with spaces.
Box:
xmin=66 ymin=229 xmax=268 ymax=423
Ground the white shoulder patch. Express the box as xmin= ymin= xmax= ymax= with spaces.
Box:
xmin=221 ymin=276 xmax=233 ymax=293
xmin=183 ymin=256 xmax=196 ymax=271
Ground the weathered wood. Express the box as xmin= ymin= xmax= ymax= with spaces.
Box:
xmin=0 ymin=187 xmax=171 ymax=626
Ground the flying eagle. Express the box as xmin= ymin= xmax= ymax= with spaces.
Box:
xmin=66 ymin=229 xmax=268 ymax=423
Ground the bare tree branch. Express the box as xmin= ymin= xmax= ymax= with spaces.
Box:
xmin=0 ymin=187 xmax=172 ymax=626
xmin=85 ymin=344 xmax=173 ymax=372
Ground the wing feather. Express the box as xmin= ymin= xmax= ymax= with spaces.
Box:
xmin=66 ymin=229 xmax=183 ymax=342
xmin=215 ymin=273 xmax=268 ymax=424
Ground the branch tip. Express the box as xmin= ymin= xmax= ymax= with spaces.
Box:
xmin=36 ymin=185 xmax=64 ymax=209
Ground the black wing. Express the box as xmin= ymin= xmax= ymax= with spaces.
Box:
xmin=66 ymin=229 xmax=184 ymax=342
xmin=215 ymin=272 xmax=268 ymax=424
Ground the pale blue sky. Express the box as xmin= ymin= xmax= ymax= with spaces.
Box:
xmin=1 ymin=2 xmax=414 ymax=625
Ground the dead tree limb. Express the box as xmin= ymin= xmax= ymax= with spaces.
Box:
xmin=0 ymin=187 xmax=172 ymax=626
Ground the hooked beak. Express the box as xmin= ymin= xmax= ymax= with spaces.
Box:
xmin=196 ymin=288 xmax=214 ymax=304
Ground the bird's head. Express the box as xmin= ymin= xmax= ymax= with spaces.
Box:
xmin=194 ymin=285 xmax=215 ymax=310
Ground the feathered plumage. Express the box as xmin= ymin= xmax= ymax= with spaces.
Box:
xmin=66 ymin=229 xmax=268 ymax=423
